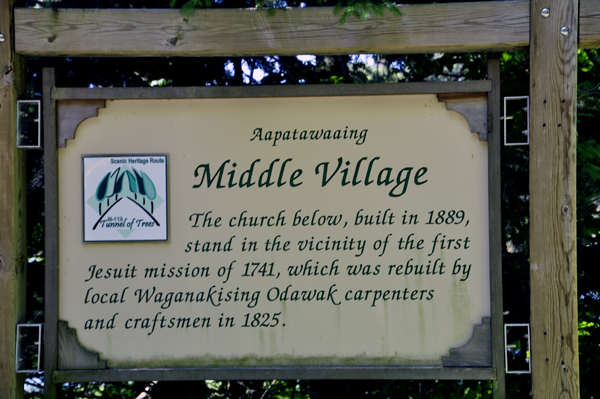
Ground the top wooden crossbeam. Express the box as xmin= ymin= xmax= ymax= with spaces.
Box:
xmin=13 ymin=1 xmax=533 ymax=57
xmin=13 ymin=0 xmax=600 ymax=57
xmin=580 ymin=0 xmax=600 ymax=49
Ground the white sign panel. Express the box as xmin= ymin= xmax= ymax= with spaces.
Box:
xmin=58 ymin=94 xmax=490 ymax=369
xmin=83 ymin=155 xmax=168 ymax=242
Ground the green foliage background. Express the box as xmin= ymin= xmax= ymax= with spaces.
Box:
xmin=16 ymin=1 xmax=600 ymax=397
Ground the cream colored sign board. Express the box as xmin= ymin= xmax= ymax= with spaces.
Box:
xmin=58 ymin=95 xmax=490 ymax=368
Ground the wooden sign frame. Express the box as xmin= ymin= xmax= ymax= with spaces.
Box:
xmin=0 ymin=0 xmax=583 ymax=396
xmin=43 ymin=67 xmax=503 ymax=387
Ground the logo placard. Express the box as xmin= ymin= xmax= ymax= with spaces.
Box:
xmin=83 ymin=155 xmax=168 ymax=242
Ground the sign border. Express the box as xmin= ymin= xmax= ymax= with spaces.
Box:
xmin=44 ymin=75 xmax=503 ymax=383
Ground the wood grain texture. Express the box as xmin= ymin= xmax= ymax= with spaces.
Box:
xmin=0 ymin=0 xmax=27 ymax=397
xmin=57 ymin=100 xmax=105 ymax=147
xmin=14 ymin=2 xmax=530 ymax=57
xmin=53 ymin=366 xmax=495 ymax=383
xmin=579 ymin=0 xmax=600 ymax=48
xmin=530 ymin=0 xmax=579 ymax=397
xmin=51 ymin=81 xmax=492 ymax=100
xmin=57 ymin=321 xmax=107 ymax=369
xmin=43 ymin=68 xmax=58 ymax=399
xmin=441 ymin=95 xmax=488 ymax=140
xmin=487 ymin=59 xmax=505 ymax=399
xmin=442 ymin=318 xmax=493 ymax=367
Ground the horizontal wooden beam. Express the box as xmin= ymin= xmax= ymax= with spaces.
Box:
xmin=53 ymin=367 xmax=496 ymax=383
xmin=579 ymin=0 xmax=600 ymax=48
xmin=15 ymin=1 xmax=530 ymax=57
xmin=13 ymin=0 xmax=600 ymax=57
xmin=51 ymin=81 xmax=492 ymax=100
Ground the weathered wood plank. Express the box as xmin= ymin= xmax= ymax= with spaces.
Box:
xmin=0 ymin=0 xmax=27 ymax=397
xmin=15 ymin=2 xmax=530 ymax=57
xmin=43 ymin=68 xmax=58 ymax=399
xmin=487 ymin=58 xmax=505 ymax=399
xmin=13 ymin=1 xmax=600 ymax=55
xmin=530 ymin=0 xmax=579 ymax=397
xmin=51 ymin=81 xmax=492 ymax=101
xmin=53 ymin=366 xmax=496 ymax=383
xmin=579 ymin=0 xmax=600 ymax=48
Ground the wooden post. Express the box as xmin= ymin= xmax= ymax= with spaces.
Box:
xmin=0 ymin=0 xmax=27 ymax=397
xmin=487 ymin=59 xmax=505 ymax=399
xmin=530 ymin=0 xmax=579 ymax=397
xmin=43 ymin=68 xmax=58 ymax=399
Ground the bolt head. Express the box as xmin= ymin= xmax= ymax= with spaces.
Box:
xmin=0 ymin=33 xmax=5 ymax=42
xmin=561 ymin=26 xmax=570 ymax=36
xmin=541 ymin=8 xmax=550 ymax=18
